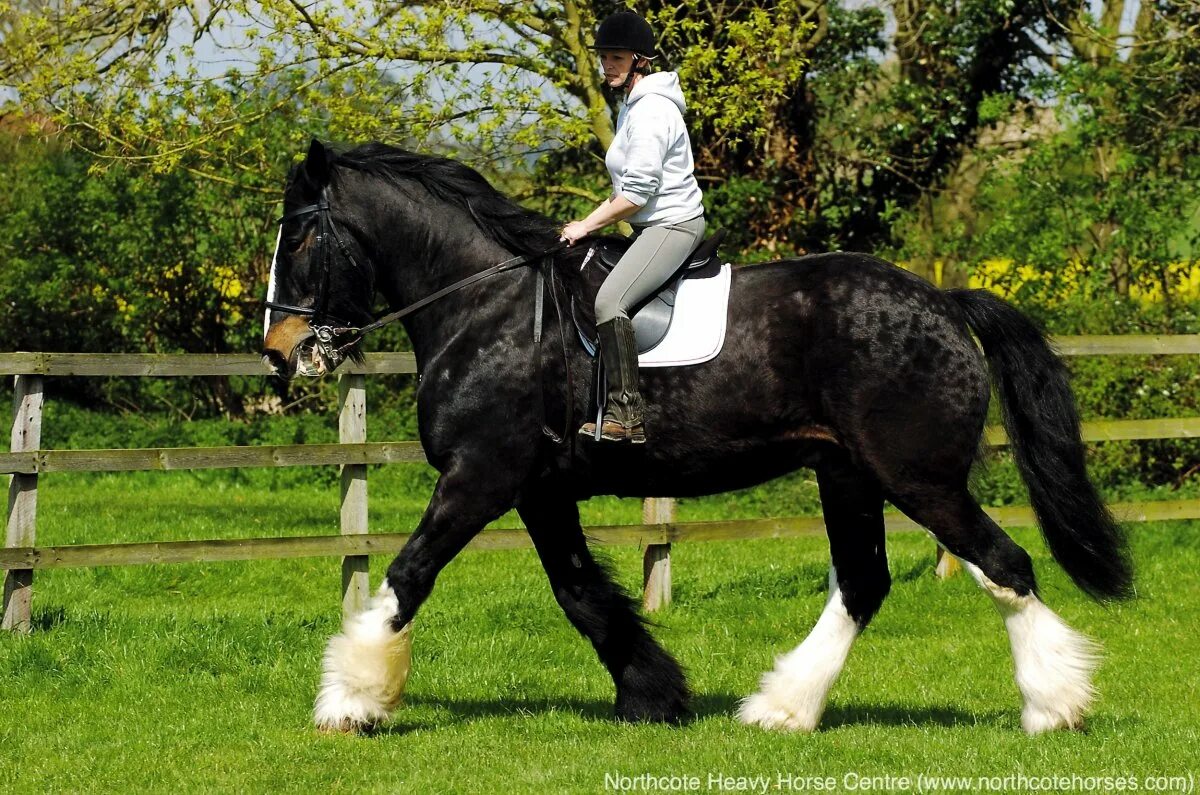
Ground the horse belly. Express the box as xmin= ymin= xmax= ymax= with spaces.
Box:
xmin=584 ymin=438 xmax=827 ymax=499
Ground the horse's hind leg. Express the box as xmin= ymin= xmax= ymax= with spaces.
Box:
xmin=889 ymin=484 xmax=1097 ymax=733
xmin=739 ymin=453 xmax=890 ymax=731
xmin=517 ymin=483 xmax=689 ymax=723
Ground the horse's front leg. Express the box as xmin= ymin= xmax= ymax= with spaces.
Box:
xmin=517 ymin=481 xmax=690 ymax=723
xmin=313 ymin=461 xmax=519 ymax=732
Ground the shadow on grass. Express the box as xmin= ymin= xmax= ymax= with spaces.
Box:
xmin=369 ymin=696 xmax=1008 ymax=739
xmin=389 ymin=692 xmax=999 ymax=731
xmin=386 ymin=692 xmax=743 ymax=730
xmin=405 ymin=692 xmax=766 ymax=724
xmin=823 ymin=702 xmax=1008 ymax=729
xmin=367 ymin=695 xmax=615 ymax=735
xmin=373 ymin=692 xmax=1006 ymax=734
xmin=703 ymin=694 xmax=1004 ymax=731
xmin=691 ymin=692 xmax=741 ymax=718
xmin=892 ymin=560 xmax=936 ymax=584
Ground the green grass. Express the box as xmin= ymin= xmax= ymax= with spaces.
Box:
xmin=2 ymin=470 xmax=1199 ymax=793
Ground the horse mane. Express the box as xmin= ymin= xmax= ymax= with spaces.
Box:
xmin=332 ymin=143 xmax=564 ymax=258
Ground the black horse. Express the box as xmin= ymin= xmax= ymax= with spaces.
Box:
xmin=262 ymin=140 xmax=1132 ymax=735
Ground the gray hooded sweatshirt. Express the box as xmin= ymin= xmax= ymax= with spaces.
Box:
xmin=605 ymin=71 xmax=705 ymax=227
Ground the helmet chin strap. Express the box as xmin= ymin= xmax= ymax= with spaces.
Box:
xmin=611 ymin=56 xmax=650 ymax=93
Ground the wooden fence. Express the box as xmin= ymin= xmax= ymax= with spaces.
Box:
xmin=3 ymin=337 xmax=1200 ymax=632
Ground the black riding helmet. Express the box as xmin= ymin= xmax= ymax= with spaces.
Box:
xmin=591 ymin=11 xmax=657 ymax=91
xmin=591 ymin=11 xmax=657 ymax=57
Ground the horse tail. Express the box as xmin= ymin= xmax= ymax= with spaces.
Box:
xmin=948 ymin=288 xmax=1133 ymax=601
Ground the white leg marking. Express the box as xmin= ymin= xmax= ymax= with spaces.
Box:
xmin=963 ymin=562 xmax=1098 ymax=734
xmin=313 ymin=581 xmax=413 ymax=732
xmin=738 ymin=567 xmax=859 ymax=732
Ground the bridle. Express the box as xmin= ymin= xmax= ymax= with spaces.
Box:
xmin=265 ymin=185 xmax=567 ymax=369
xmin=264 ymin=186 xmax=372 ymax=367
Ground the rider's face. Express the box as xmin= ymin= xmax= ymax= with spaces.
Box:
xmin=599 ymin=49 xmax=638 ymax=86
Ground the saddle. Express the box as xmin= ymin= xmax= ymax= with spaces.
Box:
xmin=572 ymin=228 xmax=728 ymax=354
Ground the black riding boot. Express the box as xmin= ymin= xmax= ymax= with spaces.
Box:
xmin=579 ymin=317 xmax=646 ymax=443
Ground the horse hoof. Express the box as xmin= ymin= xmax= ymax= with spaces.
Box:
xmin=615 ymin=684 xmax=690 ymax=724
xmin=1021 ymin=705 xmax=1088 ymax=735
xmin=737 ymin=692 xmax=820 ymax=732
xmin=313 ymin=585 xmax=413 ymax=733
xmin=616 ymin=701 xmax=689 ymax=725
xmin=316 ymin=718 xmax=376 ymax=735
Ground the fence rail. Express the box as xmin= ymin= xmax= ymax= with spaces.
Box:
xmin=0 ymin=442 xmax=427 ymax=474
xmin=2 ymin=333 xmax=1199 ymax=377
xmin=3 ymin=336 xmax=1199 ymax=632
xmin=4 ymin=499 xmax=1198 ymax=573
xmin=0 ymin=416 xmax=1196 ymax=477
xmin=0 ymin=352 xmax=417 ymax=377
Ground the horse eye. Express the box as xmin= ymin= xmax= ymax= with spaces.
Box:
xmin=287 ymin=229 xmax=315 ymax=255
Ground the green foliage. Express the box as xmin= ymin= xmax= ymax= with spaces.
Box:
xmin=698 ymin=176 xmax=776 ymax=255
xmin=805 ymin=0 xmax=1064 ymax=250
xmin=5 ymin=0 xmax=1198 ymax=270
xmin=886 ymin=0 xmax=1200 ymax=294
xmin=961 ymin=66 xmax=1200 ymax=300
xmin=0 ymin=136 xmax=265 ymax=356
xmin=1 ymin=0 xmax=599 ymax=171
xmin=644 ymin=0 xmax=811 ymax=150
xmin=0 ymin=131 xmax=283 ymax=412
xmin=521 ymin=149 xmax=613 ymax=230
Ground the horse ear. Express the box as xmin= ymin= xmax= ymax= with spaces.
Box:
xmin=302 ymin=138 xmax=333 ymax=186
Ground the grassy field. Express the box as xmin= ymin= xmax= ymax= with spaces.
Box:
xmin=1 ymin=469 xmax=1198 ymax=793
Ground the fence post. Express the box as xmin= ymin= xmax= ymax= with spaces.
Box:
xmin=642 ymin=497 xmax=673 ymax=612
xmin=339 ymin=373 xmax=370 ymax=618
xmin=3 ymin=374 xmax=43 ymax=633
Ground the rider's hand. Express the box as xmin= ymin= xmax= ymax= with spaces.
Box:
xmin=560 ymin=220 xmax=590 ymax=246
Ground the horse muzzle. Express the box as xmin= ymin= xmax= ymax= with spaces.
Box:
xmin=263 ymin=316 xmax=330 ymax=379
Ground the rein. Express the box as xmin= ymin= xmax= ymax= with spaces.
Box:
xmin=265 ymin=186 xmax=568 ymax=367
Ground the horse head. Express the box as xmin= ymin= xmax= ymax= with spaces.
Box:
xmin=262 ymin=139 xmax=377 ymax=379
xmin=262 ymin=140 xmax=570 ymax=381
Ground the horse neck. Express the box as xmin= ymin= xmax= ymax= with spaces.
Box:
xmin=369 ymin=198 xmax=537 ymax=364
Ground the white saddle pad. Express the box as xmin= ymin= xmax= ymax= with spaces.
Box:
xmin=639 ymin=262 xmax=732 ymax=368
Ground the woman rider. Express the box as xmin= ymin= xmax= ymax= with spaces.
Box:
xmin=560 ymin=10 xmax=706 ymax=444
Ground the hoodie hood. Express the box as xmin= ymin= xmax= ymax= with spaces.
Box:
xmin=625 ymin=71 xmax=686 ymax=113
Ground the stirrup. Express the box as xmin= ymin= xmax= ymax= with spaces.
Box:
xmin=577 ymin=417 xmax=645 ymax=444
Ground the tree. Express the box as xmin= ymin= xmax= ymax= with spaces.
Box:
xmin=7 ymin=2 xmax=819 ymax=212
xmin=1055 ymin=0 xmax=1200 ymax=296
xmin=0 ymin=116 xmax=287 ymax=413
xmin=7 ymin=0 xmax=1196 ymax=299
xmin=889 ymin=0 xmax=1200 ymax=302
xmin=638 ymin=0 xmax=820 ymax=251
xmin=0 ymin=1 xmax=582 ymax=176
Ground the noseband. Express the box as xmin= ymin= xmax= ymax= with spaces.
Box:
xmin=265 ymin=186 xmax=566 ymax=368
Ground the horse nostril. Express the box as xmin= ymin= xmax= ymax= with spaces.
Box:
xmin=262 ymin=350 xmax=289 ymax=376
